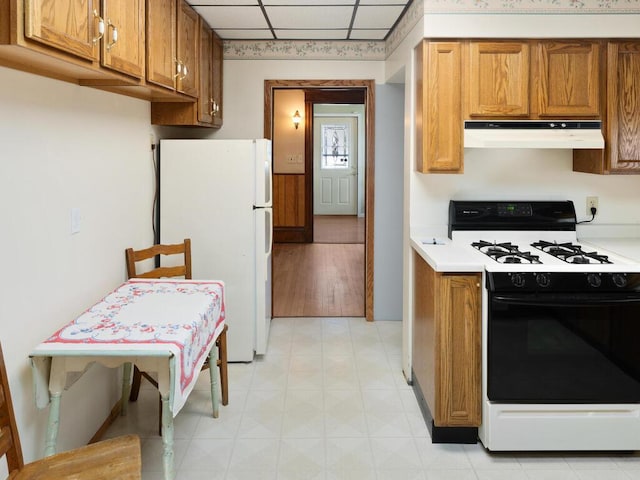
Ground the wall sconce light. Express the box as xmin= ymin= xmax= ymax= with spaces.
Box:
xmin=292 ymin=110 xmax=301 ymax=129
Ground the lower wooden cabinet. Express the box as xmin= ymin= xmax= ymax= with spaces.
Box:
xmin=412 ymin=252 xmax=481 ymax=430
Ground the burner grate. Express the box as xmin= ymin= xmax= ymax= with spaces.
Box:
xmin=472 ymin=241 xmax=542 ymax=264
xmin=531 ymin=241 xmax=612 ymax=264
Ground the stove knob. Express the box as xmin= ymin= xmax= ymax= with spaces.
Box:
xmin=587 ymin=273 xmax=602 ymax=288
xmin=612 ymin=273 xmax=628 ymax=288
xmin=511 ymin=273 xmax=526 ymax=288
xmin=535 ymin=273 xmax=550 ymax=288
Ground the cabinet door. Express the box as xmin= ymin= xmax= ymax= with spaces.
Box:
xmin=211 ymin=31 xmax=223 ymax=128
xmin=198 ymin=21 xmax=213 ymax=124
xmin=101 ymin=0 xmax=145 ymax=78
xmin=24 ymin=0 xmax=100 ymax=61
xmin=607 ymin=42 xmax=640 ymax=172
xmin=416 ymin=41 xmax=462 ymax=173
xmin=176 ymin=0 xmax=199 ymax=97
xmin=467 ymin=42 xmax=529 ymax=117
xmin=535 ymin=41 xmax=600 ymax=117
xmin=146 ymin=0 xmax=176 ymax=90
xmin=436 ymin=273 xmax=481 ymax=427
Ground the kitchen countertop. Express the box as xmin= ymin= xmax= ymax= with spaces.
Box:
xmin=580 ymin=237 xmax=640 ymax=263
xmin=410 ymin=235 xmax=484 ymax=273
xmin=412 ymin=228 xmax=640 ymax=273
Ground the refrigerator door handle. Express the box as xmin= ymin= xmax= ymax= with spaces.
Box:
xmin=265 ymin=208 xmax=273 ymax=258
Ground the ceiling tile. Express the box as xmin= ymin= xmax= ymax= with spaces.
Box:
xmin=262 ymin=0 xmax=355 ymax=4
xmin=275 ymin=29 xmax=350 ymax=39
xmin=352 ymin=5 xmax=405 ymax=29
xmin=191 ymin=0 xmax=259 ymax=5
xmin=349 ymin=29 xmax=387 ymax=40
xmin=193 ymin=6 xmax=269 ymax=29
xmin=215 ymin=29 xmax=275 ymax=39
xmin=359 ymin=0 xmax=408 ymax=4
xmin=265 ymin=6 xmax=354 ymax=29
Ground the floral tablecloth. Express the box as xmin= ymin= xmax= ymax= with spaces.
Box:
xmin=31 ymin=278 xmax=225 ymax=415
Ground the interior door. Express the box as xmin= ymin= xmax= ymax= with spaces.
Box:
xmin=313 ymin=116 xmax=358 ymax=215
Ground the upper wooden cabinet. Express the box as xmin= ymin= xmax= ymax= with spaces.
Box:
xmin=211 ymin=31 xmax=223 ymax=128
xmin=176 ymin=0 xmax=199 ymax=97
xmin=574 ymin=41 xmax=640 ymax=174
xmin=197 ymin=28 xmax=222 ymax=126
xmin=145 ymin=0 xmax=198 ymax=96
xmin=197 ymin=21 xmax=214 ymax=125
xmin=1 ymin=0 xmax=219 ymax=106
xmin=606 ymin=41 xmax=640 ymax=172
xmin=23 ymin=0 xmax=101 ymax=62
xmin=1 ymin=0 xmax=141 ymax=85
xmin=464 ymin=40 xmax=600 ymax=119
xmin=100 ymin=0 xmax=145 ymax=79
xmin=532 ymin=41 xmax=600 ymax=117
xmin=151 ymin=19 xmax=223 ymax=128
xmin=146 ymin=0 xmax=177 ymax=90
xmin=415 ymin=40 xmax=463 ymax=174
xmin=466 ymin=42 xmax=530 ymax=117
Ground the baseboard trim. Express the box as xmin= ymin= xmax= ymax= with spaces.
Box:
xmin=274 ymin=226 xmax=307 ymax=243
xmin=411 ymin=368 xmax=478 ymax=445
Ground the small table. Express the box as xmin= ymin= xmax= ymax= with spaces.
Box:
xmin=30 ymin=279 xmax=226 ymax=480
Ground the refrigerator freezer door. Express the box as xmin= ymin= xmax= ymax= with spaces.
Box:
xmin=254 ymin=139 xmax=273 ymax=208
xmin=255 ymin=206 xmax=272 ymax=355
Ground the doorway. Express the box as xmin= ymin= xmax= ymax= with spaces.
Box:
xmin=265 ymin=80 xmax=375 ymax=320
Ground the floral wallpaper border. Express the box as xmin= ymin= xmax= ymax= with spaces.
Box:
xmin=223 ymin=0 xmax=640 ymax=61
xmin=425 ymin=0 xmax=640 ymax=14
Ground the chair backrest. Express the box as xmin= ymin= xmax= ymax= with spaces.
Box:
xmin=125 ymin=239 xmax=192 ymax=280
xmin=0 ymin=343 xmax=25 ymax=475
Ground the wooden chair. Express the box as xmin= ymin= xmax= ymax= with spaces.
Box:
xmin=0 ymin=343 xmax=142 ymax=479
xmin=125 ymin=239 xmax=229 ymax=415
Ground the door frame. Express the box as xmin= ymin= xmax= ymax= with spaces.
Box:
xmin=264 ymin=79 xmax=375 ymax=321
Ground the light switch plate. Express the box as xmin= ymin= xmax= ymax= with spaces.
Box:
xmin=71 ymin=208 xmax=81 ymax=234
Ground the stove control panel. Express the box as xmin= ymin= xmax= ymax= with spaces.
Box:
xmin=488 ymin=272 xmax=640 ymax=293
xmin=497 ymin=203 xmax=533 ymax=217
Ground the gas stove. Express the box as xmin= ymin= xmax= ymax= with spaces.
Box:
xmin=449 ymin=201 xmax=640 ymax=274
xmin=448 ymin=200 xmax=640 ymax=452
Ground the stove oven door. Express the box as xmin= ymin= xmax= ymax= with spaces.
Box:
xmin=488 ymin=292 xmax=640 ymax=403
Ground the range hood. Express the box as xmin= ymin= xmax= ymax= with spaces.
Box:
xmin=463 ymin=120 xmax=604 ymax=149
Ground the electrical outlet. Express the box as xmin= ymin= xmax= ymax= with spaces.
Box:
xmin=586 ymin=196 xmax=598 ymax=215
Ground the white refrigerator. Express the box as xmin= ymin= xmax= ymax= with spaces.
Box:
xmin=159 ymin=139 xmax=272 ymax=362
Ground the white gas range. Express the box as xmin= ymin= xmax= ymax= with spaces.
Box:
xmin=448 ymin=201 xmax=640 ymax=452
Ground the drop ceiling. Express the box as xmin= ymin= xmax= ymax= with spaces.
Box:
xmin=187 ymin=0 xmax=413 ymax=41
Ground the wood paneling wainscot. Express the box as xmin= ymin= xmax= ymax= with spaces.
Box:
xmin=273 ymin=174 xmax=306 ymax=242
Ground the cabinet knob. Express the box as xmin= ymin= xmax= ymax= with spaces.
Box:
xmin=92 ymin=9 xmax=105 ymax=44
xmin=106 ymin=20 xmax=118 ymax=51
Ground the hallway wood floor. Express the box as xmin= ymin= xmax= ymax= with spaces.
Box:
xmin=314 ymin=215 xmax=365 ymax=243
xmin=272 ymin=243 xmax=364 ymax=317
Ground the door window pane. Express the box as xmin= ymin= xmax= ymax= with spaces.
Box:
xmin=321 ymin=124 xmax=349 ymax=169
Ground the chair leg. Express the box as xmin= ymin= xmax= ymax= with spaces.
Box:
xmin=158 ymin=395 xmax=162 ymax=437
xmin=218 ymin=325 xmax=228 ymax=406
xmin=129 ymin=366 xmax=142 ymax=401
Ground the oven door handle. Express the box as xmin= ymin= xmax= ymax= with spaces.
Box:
xmin=492 ymin=293 xmax=640 ymax=307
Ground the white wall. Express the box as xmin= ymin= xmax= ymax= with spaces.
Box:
xmin=374 ymin=84 xmax=404 ymax=320
xmin=0 ymin=66 xmax=154 ymax=466
xmin=411 ymin=149 xmax=640 ymax=230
